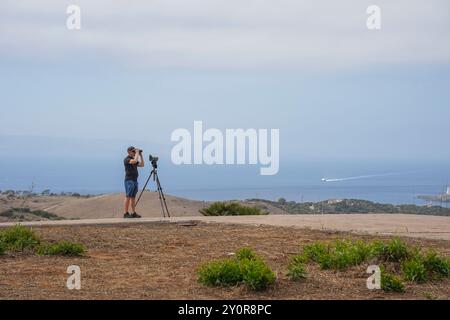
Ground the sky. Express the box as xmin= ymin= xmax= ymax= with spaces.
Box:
xmin=1 ymin=0 xmax=450 ymax=190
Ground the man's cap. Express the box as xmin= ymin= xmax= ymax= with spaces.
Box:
xmin=127 ymin=146 xmax=136 ymax=152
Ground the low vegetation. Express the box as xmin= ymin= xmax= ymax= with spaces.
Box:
xmin=251 ymin=198 xmax=450 ymax=216
xmin=0 ymin=224 xmax=40 ymax=251
xmin=200 ymin=202 xmax=268 ymax=216
xmin=0 ymin=225 xmax=86 ymax=256
xmin=0 ymin=207 xmax=66 ymax=221
xmin=371 ymin=238 xmax=410 ymax=262
xmin=37 ymin=241 xmax=86 ymax=256
xmin=287 ymin=256 xmax=307 ymax=281
xmin=401 ymin=258 xmax=427 ymax=283
xmin=197 ymin=258 xmax=243 ymax=287
xmin=422 ymin=251 xmax=450 ymax=278
xmin=197 ymin=247 xmax=275 ymax=291
xmin=381 ymin=269 xmax=405 ymax=293
xmin=288 ymin=238 xmax=449 ymax=292
xmin=299 ymin=240 xmax=373 ymax=270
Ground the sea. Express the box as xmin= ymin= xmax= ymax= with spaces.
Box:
xmin=1 ymin=157 xmax=449 ymax=206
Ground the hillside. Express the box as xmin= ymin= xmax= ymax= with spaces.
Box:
xmin=0 ymin=192 xmax=288 ymax=222
xmin=0 ymin=192 xmax=209 ymax=220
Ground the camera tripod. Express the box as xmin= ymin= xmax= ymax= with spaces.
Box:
xmin=135 ymin=164 xmax=170 ymax=218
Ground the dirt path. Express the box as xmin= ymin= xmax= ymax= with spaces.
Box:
xmin=1 ymin=214 xmax=449 ymax=240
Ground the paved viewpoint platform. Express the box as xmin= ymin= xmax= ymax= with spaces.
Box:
xmin=1 ymin=214 xmax=449 ymax=241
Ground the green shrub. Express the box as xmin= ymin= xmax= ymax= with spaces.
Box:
xmin=198 ymin=248 xmax=276 ymax=291
xmin=302 ymin=240 xmax=373 ymax=270
xmin=240 ymin=258 xmax=276 ymax=291
xmin=331 ymin=240 xmax=372 ymax=269
xmin=422 ymin=251 xmax=450 ymax=278
xmin=294 ymin=238 xmax=449 ymax=291
xmin=291 ymin=254 xmax=308 ymax=265
xmin=198 ymin=259 xmax=243 ymax=287
xmin=302 ymin=242 xmax=329 ymax=263
xmin=287 ymin=258 xmax=307 ymax=281
xmin=235 ymin=247 xmax=258 ymax=261
xmin=0 ymin=225 xmax=40 ymax=251
xmin=200 ymin=202 xmax=267 ymax=216
xmin=381 ymin=269 xmax=405 ymax=292
xmin=30 ymin=210 xmax=65 ymax=220
xmin=402 ymin=258 xmax=427 ymax=283
xmin=37 ymin=241 xmax=86 ymax=256
xmin=372 ymin=238 xmax=410 ymax=262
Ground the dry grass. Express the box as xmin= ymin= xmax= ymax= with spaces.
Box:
xmin=0 ymin=222 xmax=449 ymax=300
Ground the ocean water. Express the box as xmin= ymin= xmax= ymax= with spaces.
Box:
xmin=0 ymin=157 xmax=449 ymax=206
xmin=170 ymin=185 xmax=447 ymax=205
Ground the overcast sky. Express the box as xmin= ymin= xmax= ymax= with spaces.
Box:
xmin=1 ymin=0 xmax=450 ymax=162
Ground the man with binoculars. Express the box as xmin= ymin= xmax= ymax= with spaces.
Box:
xmin=123 ymin=146 xmax=145 ymax=218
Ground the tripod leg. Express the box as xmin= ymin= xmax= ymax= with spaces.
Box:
xmin=153 ymin=177 xmax=165 ymax=218
xmin=135 ymin=170 xmax=154 ymax=207
xmin=155 ymin=174 xmax=171 ymax=218
xmin=158 ymin=189 xmax=166 ymax=219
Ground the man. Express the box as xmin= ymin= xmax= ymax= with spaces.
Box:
xmin=123 ymin=146 xmax=145 ymax=218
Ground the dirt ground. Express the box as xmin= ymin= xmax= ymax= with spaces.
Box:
xmin=0 ymin=193 xmax=208 ymax=220
xmin=0 ymin=222 xmax=449 ymax=300
xmin=0 ymin=194 xmax=287 ymax=221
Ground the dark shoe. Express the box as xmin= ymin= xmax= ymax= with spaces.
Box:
xmin=123 ymin=212 xmax=132 ymax=218
xmin=131 ymin=212 xmax=142 ymax=218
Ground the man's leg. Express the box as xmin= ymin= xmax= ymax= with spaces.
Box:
xmin=130 ymin=198 xmax=141 ymax=218
xmin=130 ymin=181 xmax=142 ymax=218
xmin=124 ymin=197 xmax=131 ymax=214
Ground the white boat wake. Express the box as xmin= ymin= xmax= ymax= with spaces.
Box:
xmin=321 ymin=173 xmax=397 ymax=182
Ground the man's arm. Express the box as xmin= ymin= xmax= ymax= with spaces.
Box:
xmin=129 ymin=151 xmax=140 ymax=165
xmin=138 ymin=152 xmax=145 ymax=167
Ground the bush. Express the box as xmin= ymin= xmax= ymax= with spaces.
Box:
xmin=198 ymin=248 xmax=276 ymax=291
xmin=422 ymin=251 xmax=450 ymax=279
xmin=235 ymin=247 xmax=258 ymax=261
xmin=381 ymin=269 xmax=405 ymax=292
xmin=198 ymin=259 xmax=242 ymax=287
xmin=37 ymin=241 xmax=86 ymax=256
xmin=31 ymin=210 xmax=65 ymax=220
xmin=0 ymin=225 xmax=40 ymax=251
xmin=372 ymin=238 xmax=410 ymax=262
xmin=402 ymin=256 xmax=427 ymax=283
xmin=301 ymin=240 xmax=372 ymax=270
xmin=287 ymin=258 xmax=307 ymax=281
xmin=294 ymin=238 xmax=449 ymax=291
xmin=302 ymin=242 xmax=328 ymax=263
xmin=240 ymin=258 xmax=276 ymax=291
xmin=200 ymin=202 xmax=267 ymax=216
xmin=331 ymin=240 xmax=372 ymax=269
